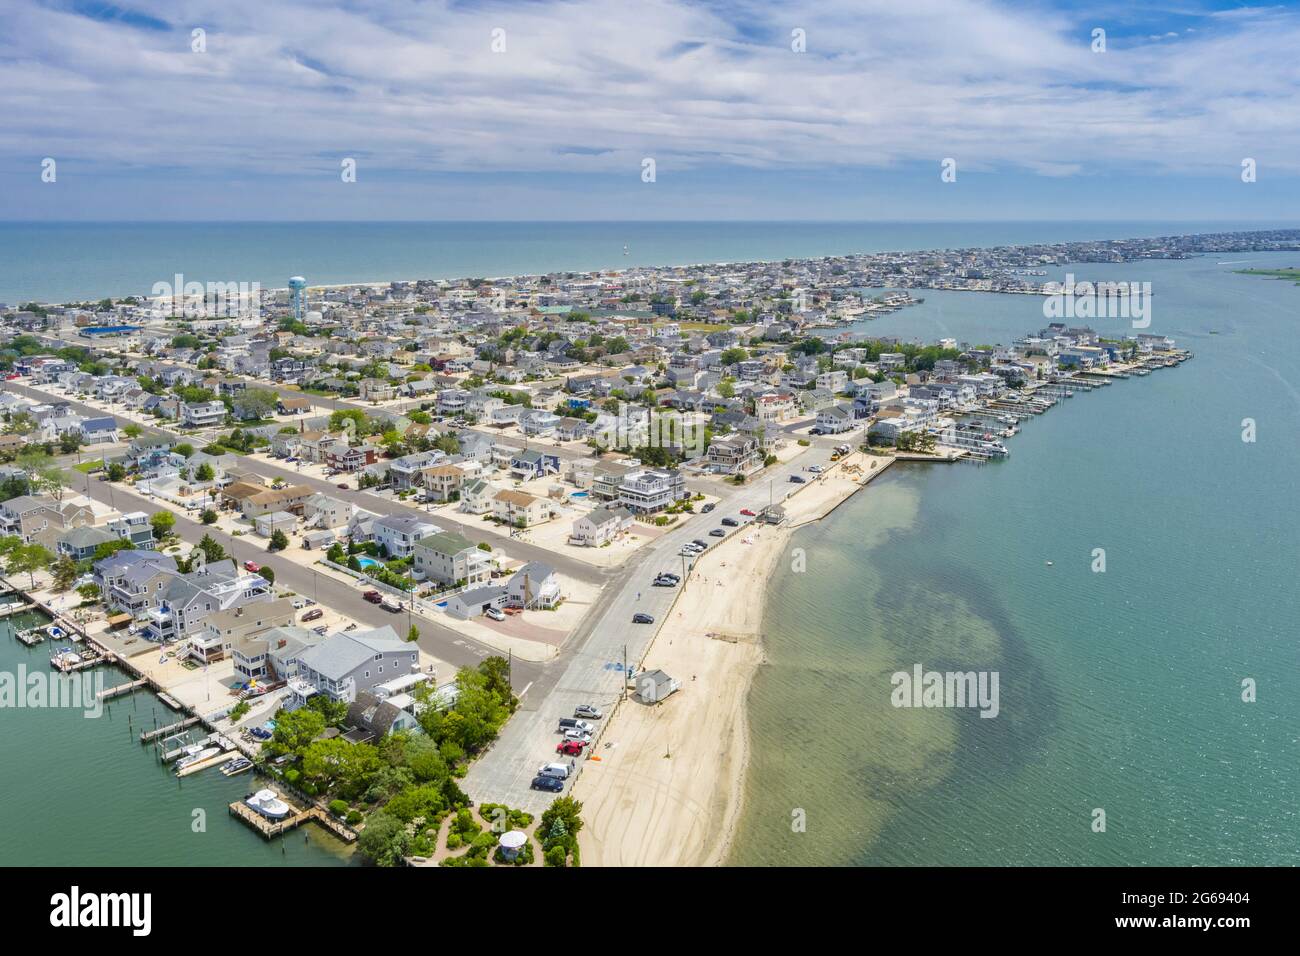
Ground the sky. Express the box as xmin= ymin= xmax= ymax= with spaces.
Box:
xmin=2 ymin=0 xmax=1299 ymax=221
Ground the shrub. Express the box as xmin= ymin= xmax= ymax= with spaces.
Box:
xmin=328 ymin=799 xmax=349 ymax=817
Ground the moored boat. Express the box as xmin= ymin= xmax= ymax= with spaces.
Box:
xmin=175 ymin=746 xmax=219 ymax=772
xmin=245 ymin=788 xmax=290 ymax=819
xmin=220 ymin=756 xmax=253 ymax=776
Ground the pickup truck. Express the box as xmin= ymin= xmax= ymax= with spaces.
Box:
xmin=362 ymin=590 xmax=383 ymax=604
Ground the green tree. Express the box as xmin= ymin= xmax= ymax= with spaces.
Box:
xmin=196 ymin=533 xmax=227 ymax=564
xmin=7 ymin=542 xmax=54 ymax=587
xmin=122 ymin=423 xmax=143 ymax=439
xmin=149 ymin=511 xmax=176 ymax=538
xmin=256 ymin=565 xmax=275 ymax=585
xmin=407 ymin=624 xmax=420 ymax=643
xmin=270 ymin=707 xmax=325 ymax=756
xmin=51 ymin=555 xmax=79 ymax=591
xmin=268 ymin=529 xmax=289 ymax=552
xmin=200 ymin=509 xmax=218 ymax=525
xmin=76 ymin=582 xmax=100 ymax=602
xmin=194 ymin=462 xmax=215 ymax=482
xmin=356 ymin=810 xmax=409 ymax=867
xmin=106 ymin=463 xmax=127 ymax=482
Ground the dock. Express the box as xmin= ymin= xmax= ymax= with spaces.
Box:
xmin=140 ymin=716 xmax=201 ymax=743
xmin=98 ymin=677 xmax=149 ymax=701
xmin=176 ymin=749 xmax=238 ymax=778
xmin=228 ymin=795 xmax=357 ymax=843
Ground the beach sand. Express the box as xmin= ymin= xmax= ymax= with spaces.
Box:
xmin=573 ymin=452 xmax=893 ymax=866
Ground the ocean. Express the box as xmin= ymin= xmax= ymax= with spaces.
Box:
xmin=1 ymin=221 xmax=1296 ymax=867
xmin=729 ymin=252 xmax=1300 ymax=866
xmin=0 ymin=219 xmax=1292 ymax=305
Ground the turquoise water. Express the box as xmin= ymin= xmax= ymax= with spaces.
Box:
xmin=356 ymin=556 xmax=382 ymax=570
xmin=731 ymin=253 xmax=1300 ymax=865
xmin=0 ymin=219 xmax=1290 ymax=304
xmin=0 ymin=610 xmax=354 ymax=866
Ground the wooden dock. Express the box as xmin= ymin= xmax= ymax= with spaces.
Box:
xmin=99 ymin=677 xmax=149 ymax=701
xmin=228 ymin=797 xmax=357 ymax=843
xmin=176 ymin=749 xmax=238 ymax=778
xmin=140 ymin=716 xmax=201 ymax=743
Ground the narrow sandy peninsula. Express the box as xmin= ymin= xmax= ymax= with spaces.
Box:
xmin=574 ymin=451 xmax=896 ymax=867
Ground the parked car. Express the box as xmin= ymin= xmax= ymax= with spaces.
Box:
xmin=807 ymin=464 xmax=824 ymax=473
xmin=362 ymin=590 xmax=383 ymax=604
xmin=721 ymin=517 xmax=740 ymax=527
xmin=381 ymin=595 xmax=402 ymax=613
xmin=658 ymin=572 xmax=681 ymax=583
xmin=538 ymin=763 xmax=571 ymax=780
xmin=300 ymin=608 xmax=324 ymax=622
xmin=556 ymin=740 xmax=586 ymax=756
xmin=653 ymin=576 xmax=677 ymax=587
xmin=531 ymin=775 xmax=564 ymax=793
xmin=740 ymin=509 xmax=756 ymax=517
xmin=701 ymin=503 xmax=715 ymax=513
xmin=632 ymin=612 xmax=655 ymax=624
xmin=709 ymin=528 xmax=726 ymax=537
xmin=485 ymin=607 xmax=506 ymax=621
xmin=243 ymin=561 xmax=260 ymax=572
xmin=336 ymin=483 xmax=350 ymax=490
xmin=561 ymin=728 xmax=592 ymax=743
xmin=691 ymin=539 xmax=709 ymax=549
xmin=575 ymin=704 xmax=603 ymax=719
xmin=789 ymin=474 xmax=806 ymax=483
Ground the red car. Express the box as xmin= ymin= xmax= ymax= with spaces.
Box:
xmin=739 ymin=509 xmax=756 ymax=517
xmin=362 ymin=589 xmax=382 ymax=604
xmin=556 ymin=740 xmax=586 ymax=756
xmin=244 ymin=561 xmax=260 ymax=572
xmin=3 ymin=373 xmax=19 ymax=380
xmin=336 ymin=483 xmax=350 ymax=490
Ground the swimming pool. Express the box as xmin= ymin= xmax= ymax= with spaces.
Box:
xmin=356 ymin=556 xmax=382 ymax=570
xmin=570 ymin=491 xmax=589 ymax=498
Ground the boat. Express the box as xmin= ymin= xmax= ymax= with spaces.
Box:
xmin=49 ymin=649 xmax=82 ymax=669
xmin=175 ymin=746 xmax=220 ymax=772
xmin=245 ymin=789 xmax=291 ymax=820
xmin=1045 ymin=560 xmax=1054 ymax=567
xmin=220 ymin=757 xmax=254 ymax=776
xmin=46 ymin=624 xmax=66 ymax=639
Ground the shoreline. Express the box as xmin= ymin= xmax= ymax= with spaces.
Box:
xmin=573 ymin=451 xmax=894 ymax=867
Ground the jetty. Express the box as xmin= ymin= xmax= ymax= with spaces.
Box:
xmin=98 ymin=677 xmax=149 ymax=701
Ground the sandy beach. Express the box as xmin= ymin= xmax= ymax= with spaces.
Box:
xmin=573 ymin=452 xmax=894 ymax=867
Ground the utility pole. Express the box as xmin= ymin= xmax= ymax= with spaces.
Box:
xmin=622 ymin=644 xmax=628 ymax=701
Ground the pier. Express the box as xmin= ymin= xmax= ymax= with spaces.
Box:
xmin=228 ymin=796 xmax=358 ymax=843
xmin=98 ymin=677 xmax=149 ymax=701
xmin=140 ymin=716 xmax=201 ymax=743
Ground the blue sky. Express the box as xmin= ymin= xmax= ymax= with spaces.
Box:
xmin=2 ymin=0 xmax=1299 ymax=221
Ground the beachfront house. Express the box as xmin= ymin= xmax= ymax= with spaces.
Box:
xmin=187 ymin=597 xmax=297 ymax=665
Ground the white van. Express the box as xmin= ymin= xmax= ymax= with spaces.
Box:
xmin=538 ymin=763 xmax=570 ymax=780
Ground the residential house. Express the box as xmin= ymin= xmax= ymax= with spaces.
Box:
xmin=411 ymin=531 xmax=491 ymax=586
xmin=291 ymin=626 xmax=420 ymax=705
xmin=568 ymin=505 xmax=634 ymax=547
xmin=187 ymin=597 xmax=296 ymax=664
xmin=491 ymin=489 xmax=552 ymax=527
xmin=371 ymin=514 xmax=441 ymax=558
xmin=506 ymin=561 xmax=562 ymax=609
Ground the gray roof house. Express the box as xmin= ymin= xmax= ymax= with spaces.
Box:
xmin=291 ymin=626 xmax=420 ymax=704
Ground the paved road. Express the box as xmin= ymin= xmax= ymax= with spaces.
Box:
xmin=55 ymin=448 xmax=541 ymax=689
xmin=463 ymin=445 xmax=839 ymax=811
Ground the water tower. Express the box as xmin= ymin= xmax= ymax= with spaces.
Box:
xmin=288 ymin=276 xmax=307 ymax=320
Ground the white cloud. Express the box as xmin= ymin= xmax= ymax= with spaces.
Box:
xmin=2 ymin=0 xmax=1299 ymax=183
